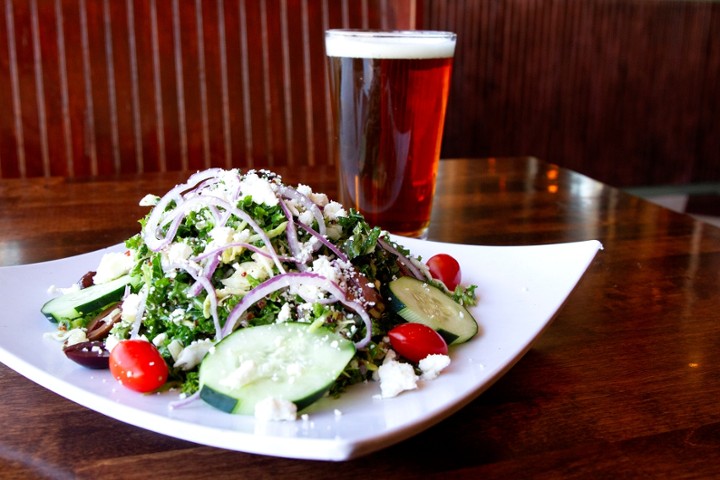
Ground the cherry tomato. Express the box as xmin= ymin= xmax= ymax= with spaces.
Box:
xmin=426 ymin=253 xmax=462 ymax=291
xmin=388 ymin=323 xmax=448 ymax=363
xmin=109 ymin=340 xmax=169 ymax=393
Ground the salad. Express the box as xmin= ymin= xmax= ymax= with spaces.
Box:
xmin=42 ymin=168 xmax=478 ymax=420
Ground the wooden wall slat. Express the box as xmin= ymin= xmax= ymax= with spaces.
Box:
xmin=10 ymin=0 xmax=716 ymax=186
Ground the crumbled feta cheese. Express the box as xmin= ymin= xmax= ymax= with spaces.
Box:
xmin=239 ymin=172 xmax=278 ymax=207
xmin=285 ymin=362 xmax=303 ymax=379
xmin=61 ymin=328 xmax=88 ymax=346
xmin=105 ymin=334 xmax=120 ymax=353
xmin=47 ymin=283 xmax=81 ymax=296
xmin=173 ymin=338 xmax=214 ymax=370
xmin=208 ymin=226 xmax=236 ymax=247
xmin=298 ymin=209 xmax=314 ymax=226
xmin=214 ymin=228 xmax=252 ymax=263
xmin=311 ymin=256 xmax=341 ymax=285
xmin=209 ymin=169 xmax=242 ymax=204
xmin=166 ymin=241 xmax=193 ymax=265
xmin=378 ymin=351 xmax=419 ymax=398
xmin=138 ymin=194 xmax=160 ymax=206
xmin=276 ymin=303 xmax=292 ymax=323
xmin=323 ymin=201 xmax=347 ymax=221
xmin=310 ymin=192 xmax=328 ymax=207
xmin=295 ymin=184 xmax=312 ymax=196
xmin=93 ymin=252 xmax=133 ymax=284
xmin=220 ymin=359 xmax=257 ymax=389
xmin=296 ymin=184 xmax=328 ymax=207
xmin=419 ymin=354 xmax=451 ymax=380
xmin=254 ymin=397 xmax=297 ymax=422
xmin=168 ymin=308 xmax=186 ymax=324
xmin=120 ymin=293 xmax=141 ymax=323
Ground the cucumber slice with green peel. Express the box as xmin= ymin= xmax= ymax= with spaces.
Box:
xmin=199 ymin=322 xmax=356 ymax=415
xmin=387 ymin=276 xmax=478 ymax=345
xmin=41 ymin=274 xmax=131 ymax=324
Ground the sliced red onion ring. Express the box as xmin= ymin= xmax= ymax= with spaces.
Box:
xmin=278 ymin=186 xmax=327 ymax=237
xmin=144 ymin=194 xmax=286 ymax=274
xmin=221 ymin=272 xmax=372 ymax=349
xmin=169 ymin=391 xmax=201 ymax=410
xmin=378 ymin=237 xmax=425 ymax=280
xmin=295 ymin=221 xmax=349 ymax=263
xmin=278 ymin=198 xmax=308 ymax=270
xmin=142 ymin=169 xmax=226 ymax=251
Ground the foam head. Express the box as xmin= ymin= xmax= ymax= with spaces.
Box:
xmin=325 ymin=30 xmax=456 ymax=60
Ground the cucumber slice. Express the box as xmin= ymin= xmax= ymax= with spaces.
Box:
xmin=199 ymin=322 xmax=356 ymax=415
xmin=387 ymin=276 xmax=478 ymax=345
xmin=41 ymin=275 xmax=131 ymax=324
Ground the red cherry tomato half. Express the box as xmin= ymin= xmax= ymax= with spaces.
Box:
xmin=388 ymin=323 xmax=449 ymax=363
xmin=109 ymin=340 xmax=169 ymax=393
xmin=426 ymin=253 xmax=462 ymax=291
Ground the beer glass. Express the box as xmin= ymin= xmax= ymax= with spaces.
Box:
xmin=325 ymin=30 xmax=456 ymax=238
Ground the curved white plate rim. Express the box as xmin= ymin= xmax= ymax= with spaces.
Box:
xmin=0 ymin=237 xmax=602 ymax=461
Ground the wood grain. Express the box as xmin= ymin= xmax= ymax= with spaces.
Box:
xmin=1 ymin=157 xmax=720 ymax=477
xmin=424 ymin=0 xmax=720 ymax=187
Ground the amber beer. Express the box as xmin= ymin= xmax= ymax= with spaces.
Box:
xmin=325 ymin=30 xmax=456 ymax=238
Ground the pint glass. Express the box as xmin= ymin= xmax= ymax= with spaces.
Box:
xmin=325 ymin=30 xmax=456 ymax=238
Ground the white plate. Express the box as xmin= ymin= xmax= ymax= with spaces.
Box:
xmin=0 ymin=237 xmax=601 ymax=461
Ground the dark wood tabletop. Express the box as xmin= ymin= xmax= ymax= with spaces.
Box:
xmin=1 ymin=157 xmax=719 ymax=479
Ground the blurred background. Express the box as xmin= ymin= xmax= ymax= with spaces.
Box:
xmin=1 ymin=0 xmax=718 ymax=219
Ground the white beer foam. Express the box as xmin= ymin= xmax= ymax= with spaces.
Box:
xmin=325 ymin=31 xmax=456 ymax=59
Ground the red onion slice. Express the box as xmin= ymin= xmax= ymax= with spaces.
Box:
xmin=296 ymin=221 xmax=349 ymax=263
xmin=278 ymin=186 xmax=327 ymax=237
xmin=221 ymin=272 xmax=372 ymax=349
xmin=378 ymin=237 xmax=426 ymax=281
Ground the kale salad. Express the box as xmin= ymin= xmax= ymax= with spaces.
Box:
xmin=42 ymin=168 xmax=478 ymax=420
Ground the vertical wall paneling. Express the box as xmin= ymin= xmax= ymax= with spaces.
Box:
xmin=423 ymin=0 xmax=720 ymax=187
xmin=0 ymin=0 xmax=418 ymax=178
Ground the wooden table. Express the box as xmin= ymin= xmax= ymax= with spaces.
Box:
xmin=1 ymin=157 xmax=719 ymax=478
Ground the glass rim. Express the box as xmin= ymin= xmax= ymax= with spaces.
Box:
xmin=325 ymin=29 xmax=456 ymax=40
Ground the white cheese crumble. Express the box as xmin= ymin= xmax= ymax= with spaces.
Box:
xmin=105 ymin=333 xmax=120 ymax=352
xmin=219 ymin=359 xmax=257 ymax=389
xmin=120 ymin=293 xmax=141 ymax=323
xmin=311 ymin=256 xmax=341 ymax=285
xmin=296 ymin=184 xmax=329 ymax=207
xmin=239 ymin=172 xmax=279 ymax=207
xmin=47 ymin=283 xmax=81 ymax=296
xmin=93 ymin=252 xmax=134 ymax=284
xmin=173 ymin=338 xmax=214 ymax=370
xmin=419 ymin=354 xmax=451 ymax=380
xmin=138 ymin=194 xmax=160 ymax=206
xmin=44 ymin=327 xmax=87 ymax=346
xmin=323 ymin=201 xmax=347 ymax=221
xmin=297 ymin=210 xmax=314 ymax=226
xmin=276 ymin=303 xmax=292 ymax=323
xmin=377 ymin=350 xmax=418 ymax=398
xmin=166 ymin=241 xmax=193 ymax=265
xmin=254 ymin=397 xmax=297 ymax=422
